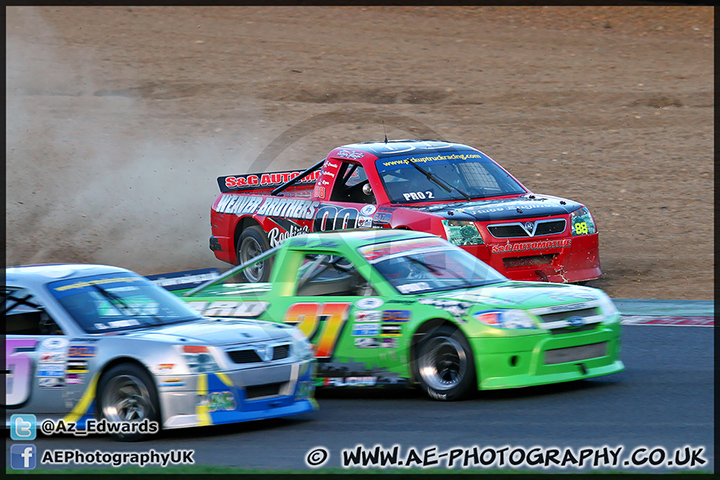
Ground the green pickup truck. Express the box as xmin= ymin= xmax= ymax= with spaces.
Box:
xmin=171 ymin=229 xmax=623 ymax=401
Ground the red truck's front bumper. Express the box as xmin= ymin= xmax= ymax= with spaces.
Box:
xmin=459 ymin=232 xmax=601 ymax=283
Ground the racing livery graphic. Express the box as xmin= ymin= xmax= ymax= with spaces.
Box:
xmin=4 ymin=264 xmax=317 ymax=441
xmin=208 ymin=140 xmax=601 ymax=284
xmin=178 ymin=230 xmax=623 ymax=401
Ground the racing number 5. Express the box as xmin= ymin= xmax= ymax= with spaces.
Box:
xmin=5 ymin=339 xmax=38 ymax=406
xmin=283 ymin=302 xmax=350 ymax=358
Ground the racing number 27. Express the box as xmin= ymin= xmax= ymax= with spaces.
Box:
xmin=283 ymin=302 xmax=350 ymax=358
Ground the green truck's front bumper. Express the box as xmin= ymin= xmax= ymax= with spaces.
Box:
xmin=470 ymin=325 xmax=624 ymax=390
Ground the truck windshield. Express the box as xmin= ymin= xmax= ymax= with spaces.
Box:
xmin=359 ymin=237 xmax=507 ymax=294
xmin=48 ymin=273 xmax=202 ymax=333
xmin=376 ymin=152 xmax=527 ymax=203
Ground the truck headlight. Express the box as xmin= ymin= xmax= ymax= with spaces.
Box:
xmin=473 ymin=309 xmax=537 ymax=329
xmin=597 ymin=294 xmax=620 ymax=322
xmin=178 ymin=345 xmax=221 ymax=373
xmin=570 ymin=207 xmax=597 ymax=236
xmin=441 ymin=220 xmax=484 ymax=245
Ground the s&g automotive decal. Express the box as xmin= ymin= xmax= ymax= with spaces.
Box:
xmin=491 ymin=239 xmax=571 ymax=254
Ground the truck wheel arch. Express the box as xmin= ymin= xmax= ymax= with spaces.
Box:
xmin=409 ymin=318 xmax=469 ymax=379
xmin=234 ymin=217 xmax=264 ymax=261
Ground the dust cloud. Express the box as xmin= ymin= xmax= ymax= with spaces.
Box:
xmin=5 ymin=7 xmax=264 ymax=275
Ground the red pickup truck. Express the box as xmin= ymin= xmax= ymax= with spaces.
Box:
xmin=209 ymin=140 xmax=601 ymax=284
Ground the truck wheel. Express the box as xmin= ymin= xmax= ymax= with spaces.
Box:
xmin=414 ymin=325 xmax=476 ymax=401
xmin=97 ymin=363 xmax=160 ymax=441
xmin=237 ymin=226 xmax=272 ymax=283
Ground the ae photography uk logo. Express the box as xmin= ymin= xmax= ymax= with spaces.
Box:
xmin=304 ymin=444 xmax=708 ymax=470
xmin=10 ymin=445 xmax=195 ymax=470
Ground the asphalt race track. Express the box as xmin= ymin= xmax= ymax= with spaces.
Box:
xmin=7 ymin=321 xmax=714 ymax=473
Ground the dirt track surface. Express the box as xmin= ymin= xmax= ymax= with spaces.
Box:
xmin=6 ymin=6 xmax=714 ymax=300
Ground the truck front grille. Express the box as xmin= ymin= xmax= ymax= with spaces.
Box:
xmin=227 ymin=343 xmax=292 ymax=364
xmin=539 ymin=307 xmax=599 ymax=324
xmin=227 ymin=349 xmax=262 ymax=364
xmin=488 ymin=219 xmax=566 ymax=238
xmin=544 ymin=342 xmax=607 ymax=365
xmin=245 ymin=382 xmax=285 ymax=399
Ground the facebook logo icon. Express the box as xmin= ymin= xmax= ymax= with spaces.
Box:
xmin=11 ymin=444 xmax=37 ymax=470
xmin=10 ymin=414 xmax=37 ymax=440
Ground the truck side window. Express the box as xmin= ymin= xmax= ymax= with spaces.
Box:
xmin=3 ymin=288 xmax=65 ymax=335
xmin=330 ymin=163 xmax=376 ymax=204
xmin=296 ymin=254 xmax=377 ymax=297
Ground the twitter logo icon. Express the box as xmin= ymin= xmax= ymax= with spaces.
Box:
xmin=11 ymin=414 xmax=37 ymax=441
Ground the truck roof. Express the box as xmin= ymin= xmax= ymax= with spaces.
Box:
xmin=332 ymin=139 xmax=479 ymax=159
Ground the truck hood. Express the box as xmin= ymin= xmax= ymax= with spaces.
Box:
xmin=412 ymin=195 xmax=582 ymax=222
xmin=120 ymin=317 xmax=291 ymax=346
xmin=426 ymin=281 xmax=603 ymax=310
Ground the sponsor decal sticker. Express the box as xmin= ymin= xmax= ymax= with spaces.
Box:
xmin=68 ymin=346 xmax=97 ymax=358
xmin=39 ymin=352 xmax=66 ymax=363
xmin=360 ymin=204 xmax=377 ymax=216
xmin=357 ymin=216 xmax=373 ymax=228
xmin=351 ymin=323 xmax=381 ymax=336
xmin=381 ymin=324 xmax=402 ymax=336
xmin=268 ymin=224 xmax=310 ymax=247
xmin=323 ymin=376 xmax=378 ymax=387
xmin=148 ymin=268 xmax=220 ymax=291
xmin=204 ymin=392 xmax=237 ymax=412
xmin=37 ymin=365 xmax=65 ymax=378
xmin=196 ymin=301 xmax=269 ymax=317
xmin=419 ymin=299 xmax=473 ymax=320
xmin=354 ymin=337 xmax=379 ymax=348
xmin=66 ymin=361 xmax=89 ymax=374
xmin=39 ymin=338 xmax=69 ymax=350
xmin=373 ymin=212 xmax=392 ymax=225
xmin=396 ymin=282 xmax=430 ymax=294
xmin=257 ymin=197 xmax=319 ymax=220
xmin=354 ymin=310 xmax=382 ymax=322
xmin=382 ymin=310 xmax=411 ymax=322
xmin=336 ymin=149 xmax=365 ymax=160
xmin=381 ymin=338 xmax=398 ymax=348
xmin=39 ymin=377 xmax=64 ymax=388
xmin=93 ymin=319 xmax=141 ymax=331
xmin=491 ymin=239 xmax=572 ymax=254
xmin=65 ymin=374 xmax=84 ymax=385
xmin=215 ymin=195 xmax=264 ymax=215
xmin=355 ymin=298 xmax=384 ymax=309
xmin=161 ymin=379 xmax=186 ymax=387
xmin=402 ymin=190 xmax=435 ymax=202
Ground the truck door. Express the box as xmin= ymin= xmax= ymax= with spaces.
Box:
xmin=278 ymin=252 xmax=377 ymax=363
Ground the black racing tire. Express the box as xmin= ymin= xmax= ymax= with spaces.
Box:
xmin=414 ymin=325 xmax=476 ymax=401
xmin=96 ymin=363 xmax=160 ymax=441
xmin=237 ymin=226 xmax=272 ymax=283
